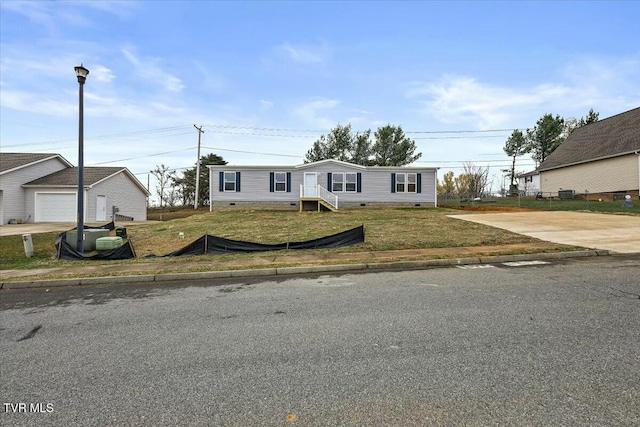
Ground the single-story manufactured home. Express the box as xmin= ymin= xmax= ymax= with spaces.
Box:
xmin=538 ymin=107 xmax=640 ymax=198
xmin=517 ymin=170 xmax=540 ymax=196
xmin=0 ymin=152 xmax=149 ymax=224
xmin=208 ymin=159 xmax=438 ymax=210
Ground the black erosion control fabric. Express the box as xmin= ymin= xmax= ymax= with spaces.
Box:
xmin=54 ymin=222 xmax=136 ymax=260
xmin=162 ymin=225 xmax=365 ymax=257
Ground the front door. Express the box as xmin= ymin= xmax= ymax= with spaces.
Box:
xmin=304 ymin=172 xmax=318 ymax=197
xmin=96 ymin=195 xmax=107 ymax=221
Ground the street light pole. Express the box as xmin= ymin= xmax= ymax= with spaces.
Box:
xmin=74 ymin=64 xmax=89 ymax=253
xmin=193 ymin=124 xmax=204 ymax=209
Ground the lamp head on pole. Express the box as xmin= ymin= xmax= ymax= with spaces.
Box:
xmin=74 ymin=64 xmax=89 ymax=84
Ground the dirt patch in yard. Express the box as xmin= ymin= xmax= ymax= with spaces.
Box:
xmin=447 ymin=206 xmax=541 ymax=212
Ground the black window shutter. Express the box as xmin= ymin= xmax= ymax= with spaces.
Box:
xmin=286 ymin=172 xmax=292 ymax=192
xmin=391 ymin=173 xmax=396 ymax=193
xmin=236 ymin=172 xmax=241 ymax=192
xmin=269 ymin=172 xmax=274 ymax=192
xmin=417 ymin=173 xmax=422 ymax=193
xmin=327 ymin=173 xmax=332 ymax=189
xmin=357 ymin=172 xmax=362 ymax=193
xmin=219 ymin=172 xmax=224 ymax=192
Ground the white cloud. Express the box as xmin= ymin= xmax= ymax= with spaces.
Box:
xmin=407 ymin=56 xmax=640 ymax=129
xmin=407 ymin=75 xmax=570 ymax=128
xmin=0 ymin=0 xmax=135 ymax=29
xmin=122 ymin=46 xmax=184 ymax=93
xmin=259 ymin=100 xmax=274 ymax=110
xmin=0 ymin=89 xmax=75 ymax=117
xmin=91 ymin=65 xmax=116 ymax=83
xmin=277 ymin=41 xmax=329 ymax=65
xmin=293 ymin=98 xmax=340 ymax=129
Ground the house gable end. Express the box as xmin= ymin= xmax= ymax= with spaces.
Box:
xmin=538 ymin=107 xmax=640 ymax=172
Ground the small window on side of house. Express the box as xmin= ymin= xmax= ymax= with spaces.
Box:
xmin=224 ymin=172 xmax=236 ymax=192
xmin=407 ymin=173 xmax=417 ymax=193
xmin=332 ymin=173 xmax=344 ymax=192
xmin=396 ymin=173 xmax=406 ymax=193
xmin=274 ymin=172 xmax=286 ymax=192
xmin=345 ymin=173 xmax=357 ymax=192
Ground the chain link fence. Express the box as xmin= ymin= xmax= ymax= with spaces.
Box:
xmin=438 ymin=191 xmax=639 ymax=213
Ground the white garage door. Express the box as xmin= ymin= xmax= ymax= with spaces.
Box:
xmin=35 ymin=193 xmax=77 ymax=222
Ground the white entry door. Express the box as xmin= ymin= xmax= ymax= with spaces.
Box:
xmin=304 ymin=172 xmax=318 ymax=197
xmin=96 ymin=195 xmax=107 ymax=221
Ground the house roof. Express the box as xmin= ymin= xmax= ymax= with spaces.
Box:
xmin=538 ymin=107 xmax=640 ymax=172
xmin=295 ymin=159 xmax=367 ymax=170
xmin=207 ymin=158 xmax=438 ymax=171
xmin=0 ymin=152 xmax=73 ymax=174
xmin=518 ymin=170 xmax=539 ymax=178
xmin=23 ymin=167 xmax=150 ymax=195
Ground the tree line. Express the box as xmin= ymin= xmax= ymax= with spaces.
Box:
xmin=502 ymin=109 xmax=599 ymax=188
xmin=151 ymin=123 xmax=422 ymax=207
xmin=438 ymin=108 xmax=600 ymax=197
xmin=150 ymin=153 xmax=227 ymax=208
xmin=150 ymin=110 xmax=600 ymax=206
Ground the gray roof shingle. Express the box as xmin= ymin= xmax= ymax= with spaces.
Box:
xmin=538 ymin=107 xmax=640 ymax=171
xmin=23 ymin=167 xmax=126 ymax=186
xmin=0 ymin=153 xmax=70 ymax=173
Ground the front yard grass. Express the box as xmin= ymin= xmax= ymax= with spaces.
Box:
xmin=0 ymin=207 xmax=573 ymax=274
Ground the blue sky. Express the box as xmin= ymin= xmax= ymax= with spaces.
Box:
xmin=1 ymin=1 xmax=639 ymax=201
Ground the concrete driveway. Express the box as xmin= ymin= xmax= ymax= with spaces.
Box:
xmin=450 ymin=211 xmax=640 ymax=254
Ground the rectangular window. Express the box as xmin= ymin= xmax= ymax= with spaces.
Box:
xmin=332 ymin=173 xmax=344 ymax=192
xmin=274 ymin=172 xmax=286 ymax=192
xmin=394 ymin=173 xmax=417 ymax=193
xmin=345 ymin=173 xmax=357 ymax=192
xmin=396 ymin=173 xmax=405 ymax=193
xmin=407 ymin=173 xmax=417 ymax=193
xmin=331 ymin=172 xmax=358 ymax=192
xmin=224 ymin=172 xmax=236 ymax=192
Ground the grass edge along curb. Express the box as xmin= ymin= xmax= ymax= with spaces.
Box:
xmin=0 ymin=249 xmax=608 ymax=290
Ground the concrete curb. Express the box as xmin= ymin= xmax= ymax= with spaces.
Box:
xmin=0 ymin=249 xmax=610 ymax=290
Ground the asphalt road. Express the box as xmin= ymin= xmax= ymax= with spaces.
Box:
xmin=1 ymin=256 xmax=639 ymax=426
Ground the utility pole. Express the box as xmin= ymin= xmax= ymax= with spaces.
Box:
xmin=193 ymin=124 xmax=204 ymax=209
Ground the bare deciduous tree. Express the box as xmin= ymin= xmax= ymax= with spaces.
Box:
xmin=151 ymin=164 xmax=176 ymax=208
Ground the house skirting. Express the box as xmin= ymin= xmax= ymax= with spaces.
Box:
xmin=210 ymin=201 xmax=437 ymax=210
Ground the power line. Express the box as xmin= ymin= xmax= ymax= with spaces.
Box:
xmin=201 ymin=146 xmax=303 ymax=158
xmin=4 ymin=123 xmax=519 ymax=149
xmin=88 ymin=147 xmax=196 ymax=165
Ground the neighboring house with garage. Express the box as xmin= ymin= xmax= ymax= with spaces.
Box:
xmin=0 ymin=153 xmax=149 ymax=224
xmin=538 ymin=107 xmax=640 ymax=198
xmin=517 ymin=170 xmax=540 ymax=196
xmin=208 ymin=159 xmax=438 ymax=211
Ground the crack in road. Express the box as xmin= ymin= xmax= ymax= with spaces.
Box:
xmin=17 ymin=325 xmax=42 ymax=342
xmin=610 ymin=287 xmax=640 ymax=300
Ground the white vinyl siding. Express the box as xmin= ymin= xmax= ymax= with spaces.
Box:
xmin=86 ymin=172 xmax=148 ymax=221
xmin=209 ymin=160 xmax=438 ymax=206
xmin=0 ymin=157 xmax=68 ymax=224
xmin=25 ymin=172 xmax=148 ymax=223
xmin=540 ymin=154 xmax=639 ymax=196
